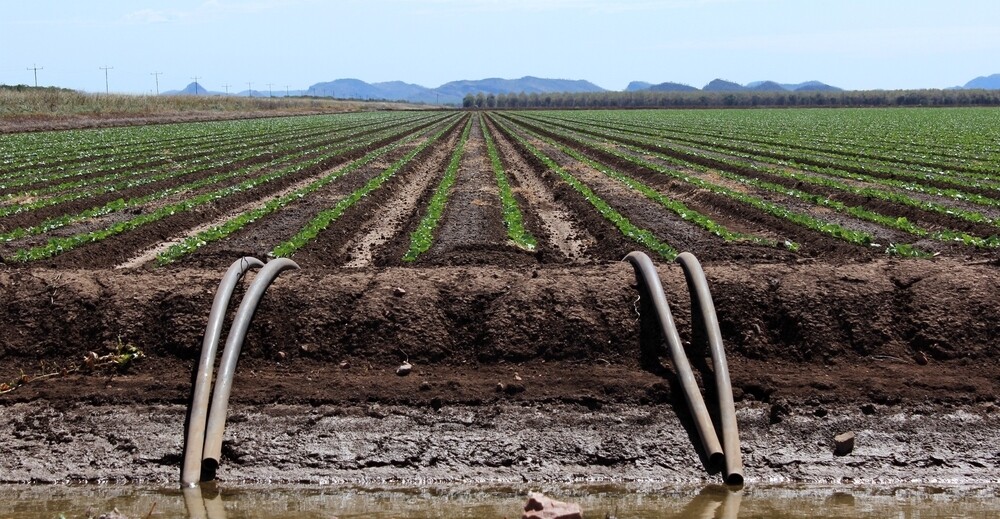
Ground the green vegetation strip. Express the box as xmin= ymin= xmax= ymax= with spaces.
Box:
xmin=493 ymin=117 xmax=678 ymax=260
xmin=401 ymin=118 xmax=474 ymax=261
xmin=270 ymin=117 xmax=462 ymax=258
xmin=155 ymin=118 xmax=453 ymax=264
xmin=504 ymin=113 xmax=929 ymax=256
xmin=0 ymin=114 xmax=421 ymax=213
xmin=0 ymin=116 xmax=435 ymax=242
xmin=504 ymin=115 xmax=779 ymax=248
xmin=4 ymin=116 xmax=446 ymax=263
xmin=481 ymin=114 xmax=536 ymax=250
xmin=538 ymin=113 xmax=1000 ymax=246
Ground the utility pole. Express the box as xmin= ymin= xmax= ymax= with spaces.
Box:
xmin=266 ymin=83 xmax=273 ymax=97
xmin=99 ymin=66 xmax=113 ymax=94
xmin=247 ymin=82 xmax=252 ymax=97
xmin=26 ymin=64 xmax=43 ymax=87
xmin=150 ymin=72 xmax=163 ymax=95
xmin=191 ymin=76 xmax=201 ymax=95
xmin=222 ymin=84 xmax=231 ymax=95
xmin=285 ymin=85 xmax=290 ymax=97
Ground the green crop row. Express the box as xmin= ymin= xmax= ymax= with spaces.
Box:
xmin=4 ymin=115 xmax=447 ymax=263
xmin=156 ymin=115 xmax=458 ymax=265
xmin=523 ymin=111 xmax=1000 ymax=195
xmin=503 ymin=113 xmax=929 ymax=256
xmin=480 ymin=114 xmax=537 ymax=251
xmin=517 ymin=112 xmax=1000 ymax=245
xmin=0 ymin=113 xmax=436 ymax=221
xmin=492 ymin=116 xmax=678 ymax=260
xmin=270 ymin=116 xmax=463 ymax=258
xmin=402 ymin=117 xmax=474 ymax=261
xmin=501 ymin=114 xmax=780 ymax=248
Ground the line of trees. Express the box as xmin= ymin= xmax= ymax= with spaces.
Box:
xmin=462 ymin=89 xmax=1000 ymax=109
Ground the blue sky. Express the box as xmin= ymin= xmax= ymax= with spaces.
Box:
xmin=3 ymin=0 xmax=999 ymax=93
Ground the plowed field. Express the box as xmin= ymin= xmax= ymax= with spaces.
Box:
xmin=1 ymin=108 xmax=998 ymax=485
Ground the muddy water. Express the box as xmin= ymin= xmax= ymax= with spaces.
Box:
xmin=1 ymin=484 xmax=999 ymax=519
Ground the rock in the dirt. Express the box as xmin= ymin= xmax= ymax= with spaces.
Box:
xmin=834 ymin=431 xmax=856 ymax=456
xmin=396 ymin=362 xmax=412 ymax=376
xmin=393 ymin=287 xmax=406 ymax=297
xmin=522 ymin=492 xmax=583 ymax=519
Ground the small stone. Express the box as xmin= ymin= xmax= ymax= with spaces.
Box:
xmin=496 ymin=382 xmax=506 ymax=392
xmin=276 ymin=351 xmax=286 ymax=361
xmin=419 ymin=381 xmax=431 ymax=391
xmin=430 ymin=396 xmax=443 ymax=411
xmin=522 ymin=492 xmax=583 ymax=519
xmin=514 ymin=372 xmax=523 ymax=381
xmin=339 ymin=361 xmax=350 ymax=370
xmin=393 ymin=287 xmax=406 ymax=297
xmin=396 ymin=362 xmax=413 ymax=376
xmin=834 ymin=431 xmax=856 ymax=456
xmin=915 ymin=352 xmax=928 ymax=365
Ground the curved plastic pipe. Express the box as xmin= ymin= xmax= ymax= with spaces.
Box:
xmin=624 ymin=251 xmax=724 ymax=466
xmin=202 ymin=258 xmax=300 ymax=469
xmin=677 ymin=252 xmax=744 ymax=485
xmin=182 ymin=257 xmax=264 ymax=487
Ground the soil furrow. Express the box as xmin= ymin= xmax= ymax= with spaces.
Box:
xmin=287 ymin=115 xmax=469 ymax=268
xmin=484 ymin=115 xmax=590 ymax=264
xmin=419 ymin=114 xmax=530 ymax=266
xmin=169 ymin=116 xmax=459 ymax=269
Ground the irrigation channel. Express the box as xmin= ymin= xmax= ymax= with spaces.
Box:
xmin=1 ymin=108 xmax=999 ymax=515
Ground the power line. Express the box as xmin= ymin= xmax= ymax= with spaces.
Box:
xmin=222 ymin=84 xmax=231 ymax=95
xmin=191 ymin=76 xmax=202 ymax=95
xmin=285 ymin=85 xmax=290 ymax=97
xmin=99 ymin=66 xmax=113 ymax=94
xmin=26 ymin=64 xmax=43 ymax=87
xmin=247 ymin=82 xmax=253 ymax=97
xmin=266 ymin=83 xmax=274 ymax=98
xmin=150 ymin=72 xmax=163 ymax=95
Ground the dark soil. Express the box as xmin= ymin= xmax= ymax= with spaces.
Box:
xmin=2 ymin=112 xmax=1000 ymax=486
xmin=1 ymin=259 xmax=998 ymax=484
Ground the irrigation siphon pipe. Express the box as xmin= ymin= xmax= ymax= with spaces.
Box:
xmin=624 ymin=251 xmax=724 ymax=467
xmin=676 ymin=252 xmax=744 ymax=485
xmin=182 ymin=257 xmax=264 ymax=487
xmin=202 ymin=258 xmax=300 ymax=472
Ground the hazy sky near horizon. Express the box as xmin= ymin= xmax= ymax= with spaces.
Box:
xmin=3 ymin=0 xmax=999 ymax=94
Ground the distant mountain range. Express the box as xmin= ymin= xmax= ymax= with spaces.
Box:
xmin=305 ymin=76 xmax=604 ymax=105
xmin=161 ymin=73 xmax=1000 ymax=104
xmin=628 ymin=79 xmax=843 ymax=93
xmin=963 ymin=74 xmax=1000 ymax=90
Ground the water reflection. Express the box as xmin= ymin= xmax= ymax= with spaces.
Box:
xmin=1 ymin=483 xmax=999 ymax=518
xmin=680 ymin=485 xmax=742 ymax=519
xmin=183 ymin=486 xmax=227 ymax=519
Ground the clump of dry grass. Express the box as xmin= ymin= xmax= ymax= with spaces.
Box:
xmin=0 ymin=85 xmax=429 ymax=132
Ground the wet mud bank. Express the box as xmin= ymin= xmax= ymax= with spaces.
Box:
xmin=1 ymin=401 xmax=998 ymax=485
xmin=1 ymin=258 xmax=998 ymax=484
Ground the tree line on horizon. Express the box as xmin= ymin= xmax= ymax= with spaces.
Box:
xmin=461 ymin=89 xmax=1000 ymax=109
